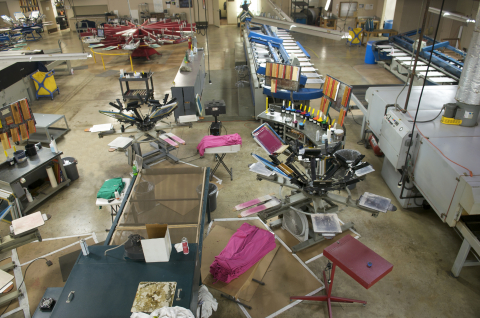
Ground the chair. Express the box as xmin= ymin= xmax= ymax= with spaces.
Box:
xmin=30 ymin=70 xmax=60 ymax=100
xmin=346 ymin=27 xmax=363 ymax=46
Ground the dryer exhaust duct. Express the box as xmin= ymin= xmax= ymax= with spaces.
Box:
xmin=444 ymin=6 xmax=480 ymax=126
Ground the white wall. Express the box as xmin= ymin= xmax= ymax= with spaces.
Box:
xmin=64 ymin=0 xmax=208 ymax=24
xmin=382 ymin=0 xmax=395 ymax=21
xmin=5 ymin=0 xmax=21 ymax=15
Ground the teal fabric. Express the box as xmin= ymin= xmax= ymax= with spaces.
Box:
xmin=97 ymin=178 xmax=125 ymax=199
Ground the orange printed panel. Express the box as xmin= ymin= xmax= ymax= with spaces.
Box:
xmin=27 ymin=120 xmax=36 ymax=134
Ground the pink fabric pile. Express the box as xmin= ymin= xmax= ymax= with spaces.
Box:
xmin=210 ymin=223 xmax=276 ymax=283
xmin=196 ymin=133 xmax=242 ymax=156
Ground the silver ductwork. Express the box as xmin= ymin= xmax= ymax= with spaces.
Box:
xmin=456 ymin=7 xmax=480 ymax=105
xmin=451 ymin=7 xmax=480 ymax=126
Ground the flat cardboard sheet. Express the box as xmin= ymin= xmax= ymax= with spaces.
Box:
xmin=240 ymin=242 xmax=323 ymax=318
xmin=206 ymin=219 xmax=323 ymax=318
xmin=201 ymin=223 xmax=279 ymax=301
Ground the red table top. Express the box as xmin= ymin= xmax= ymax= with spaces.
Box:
xmin=324 ymin=235 xmax=393 ymax=289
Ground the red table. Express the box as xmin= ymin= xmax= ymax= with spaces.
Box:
xmin=290 ymin=235 xmax=393 ymax=318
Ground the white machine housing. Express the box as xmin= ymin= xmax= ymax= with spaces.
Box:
xmin=365 ymin=85 xmax=480 ymax=226
xmin=379 ymin=109 xmax=411 ymax=170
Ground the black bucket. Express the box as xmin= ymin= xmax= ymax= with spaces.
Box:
xmin=62 ymin=157 xmax=79 ymax=181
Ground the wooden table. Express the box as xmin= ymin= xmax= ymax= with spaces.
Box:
xmin=318 ymin=17 xmax=337 ymax=30
xmin=362 ymin=29 xmax=398 ymax=45
xmin=356 ymin=18 xmax=380 ymax=30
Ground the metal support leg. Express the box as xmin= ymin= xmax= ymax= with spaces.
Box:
xmin=451 ymin=239 xmax=472 ymax=277
xmin=210 ymin=153 xmax=233 ymax=181
xmin=220 ymin=294 xmax=252 ymax=310
xmin=290 ymin=263 xmax=366 ymax=318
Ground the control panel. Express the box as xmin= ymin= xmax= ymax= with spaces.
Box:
xmin=379 ymin=109 xmax=411 ymax=169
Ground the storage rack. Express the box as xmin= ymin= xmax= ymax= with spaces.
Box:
xmin=119 ymin=72 xmax=154 ymax=101
xmin=19 ymin=0 xmax=39 ymax=13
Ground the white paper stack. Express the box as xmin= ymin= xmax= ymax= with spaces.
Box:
xmin=90 ymin=123 xmax=113 ymax=132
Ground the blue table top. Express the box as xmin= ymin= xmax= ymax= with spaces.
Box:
xmin=50 ymin=244 xmax=198 ymax=318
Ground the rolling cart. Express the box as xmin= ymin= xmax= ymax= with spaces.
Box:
xmin=119 ymin=72 xmax=154 ymax=101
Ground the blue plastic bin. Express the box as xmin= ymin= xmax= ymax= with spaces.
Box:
xmin=365 ymin=41 xmax=377 ymax=64
xmin=383 ymin=20 xmax=393 ymax=36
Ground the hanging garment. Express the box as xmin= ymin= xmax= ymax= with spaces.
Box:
xmin=210 ymin=223 xmax=276 ymax=283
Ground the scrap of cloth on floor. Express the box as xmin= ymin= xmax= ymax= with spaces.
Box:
xmin=196 ymin=133 xmax=242 ymax=156
xmin=210 ymin=223 xmax=276 ymax=283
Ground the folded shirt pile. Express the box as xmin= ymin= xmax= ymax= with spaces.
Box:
xmin=210 ymin=223 xmax=276 ymax=283
xmin=196 ymin=133 xmax=242 ymax=156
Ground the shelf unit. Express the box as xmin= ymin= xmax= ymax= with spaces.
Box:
xmin=291 ymin=0 xmax=309 ymax=24
xmin=119 ymin=72 xmax=154 ymax=101
xmin=19 ymin=0 xmax=39 ymax=13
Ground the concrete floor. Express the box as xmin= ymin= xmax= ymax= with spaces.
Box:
xmin=2 ymin=26 xmax=480 ymax=318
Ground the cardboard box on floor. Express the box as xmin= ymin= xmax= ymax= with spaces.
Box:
xmin=141 ymin=224 xmax=172 ymax=262
xmin=202 ymin=219 xmax=323 ymax=318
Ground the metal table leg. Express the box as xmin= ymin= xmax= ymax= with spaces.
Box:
xmin=210 ymin=153 xmax=233 ymax=181
xmin=451 ymin=239 xmax=480 ymax=277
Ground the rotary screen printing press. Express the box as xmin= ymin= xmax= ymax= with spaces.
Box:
xmin=243 ymin=123 xmax=396 ymax=252
xmin=97 ymin=94 xmax=192 ymax=167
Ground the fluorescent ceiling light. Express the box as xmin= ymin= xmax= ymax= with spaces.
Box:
xmin=251 ymin=16 xmax=343 ymax=41
xmin=429 ymin=7 xmax=475 ymax=23
xmin=325 ymin=0 xmax=331 ymax=11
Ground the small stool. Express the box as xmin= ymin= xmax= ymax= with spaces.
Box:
xmin=290 ymin=235 xmax=393 ymax=318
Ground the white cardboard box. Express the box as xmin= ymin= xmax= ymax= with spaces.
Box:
xmin=141 ymin=224 xmax=172 ymax=262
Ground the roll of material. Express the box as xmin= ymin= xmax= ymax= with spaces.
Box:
xmin=46 ymin=166 xmax=58 ymax=188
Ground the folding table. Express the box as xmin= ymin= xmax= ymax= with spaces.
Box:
xmin=95 ymin=177 xmax=131 ymax=229
xmin=290 ymin=235 xmax=393 ymax=318
xmin=204 ymin=144 xmax=241 ymax=181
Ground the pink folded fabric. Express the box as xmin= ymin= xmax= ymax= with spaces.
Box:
xmin=196 ymin=133 xmax=242 ymax=156
xmin=210 ymin=223 xmax=276 ymax=284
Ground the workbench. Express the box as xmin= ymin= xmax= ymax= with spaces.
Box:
xmin=257 ymin=110 xmax=326 ymax=147
xmin=28 ymin=113 xmax=70 ymax=144
xmin=362 ymin=29 xmax=398 ymax=45
xmin=45 ymin=168 xmax=211 ymax=317
xmin=171 ymin=50 xmax=205 ymax=118
xmin=0 ymin=148 xmax=70 ymax=215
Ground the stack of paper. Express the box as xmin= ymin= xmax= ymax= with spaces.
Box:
xmin=90 ymin=123 xmax=113 ymax=132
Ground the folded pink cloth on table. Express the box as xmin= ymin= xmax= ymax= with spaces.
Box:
xmin=197 ymin=133 xmax=242 ymax=156
xmin=210 ymin=223 xmax=276 ymax=283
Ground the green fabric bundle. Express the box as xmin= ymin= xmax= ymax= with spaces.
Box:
xmin=97 ymin=178 xmax=125 ymax=199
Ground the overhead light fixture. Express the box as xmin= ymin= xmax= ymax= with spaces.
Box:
xmin=251 ymin=16 xmax=343 ymax=40
xmin=325 ymin=0 xmax=332 ymax=11
xmin=429 ymin=7 xmax=475 ymax=23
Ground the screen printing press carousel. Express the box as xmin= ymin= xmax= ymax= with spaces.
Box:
xmin=243 ymin=123 xmax=397 ymax=253
xmin=96 ymin=94 xmax=193 ymax=167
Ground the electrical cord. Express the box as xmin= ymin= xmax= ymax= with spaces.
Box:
xmin=2 ymin=257 xmax=54 ymax=314
xmin=349 ymin=109 xmax=362 ymax=125
xmin=394 ymin=0 xmax=425 ymax=112
xmin=399 ymin=0 xmax=448 ymax=195
xmin=407 ymin=105 xmax=445 ymax=123
xmin=104 ymin=239 xmax=129 ymax=256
